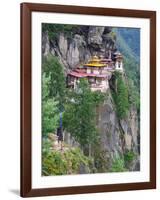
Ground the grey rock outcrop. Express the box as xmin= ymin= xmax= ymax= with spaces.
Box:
xmin=42 ymin=26 xmax=116 ymax=69
xmin=67 ymin=38 xmax=80 ymax=68
xmin=88 ymin=27 xmax=104 ymax=46
xmin=42 ymin=31 xmax=50 ymax=56
xmin=96 ymin=91 xmax=139 ymax=171
xmin=58 ymin=33 xmax=68 ymax=59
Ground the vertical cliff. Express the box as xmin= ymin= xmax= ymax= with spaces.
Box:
xmin=96 ymin=90 xmax=139 ymax=171
xmin=42 ymin=26 xmax=117 ymax=70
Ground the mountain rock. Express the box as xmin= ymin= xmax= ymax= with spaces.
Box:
xmin=42 ymin=26 xmax=116 ymax=69
xmin=88 ymin=27 xmax=104 ymax=46
xmin=58 ymin=33 xmax=68 ymax=59
xmin=96 ymin=90 xmax=139 ymax=171
xmin=42 ymin=31 xmax=50 ymax=56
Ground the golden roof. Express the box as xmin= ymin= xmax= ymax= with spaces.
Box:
xmin=84 ymin=56 xmax=106 ymax=67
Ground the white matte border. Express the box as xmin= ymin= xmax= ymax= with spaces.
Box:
xmin=32 ymin=12 xmax=150 ymax=189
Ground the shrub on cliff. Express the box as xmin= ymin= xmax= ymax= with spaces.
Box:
xmin=112 ymin=72 xmax=129 ymax=119
xmin=42 ymin=139 xmax=94 ymax=176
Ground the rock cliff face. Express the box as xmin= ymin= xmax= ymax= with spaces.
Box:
xmin=42 ymin=26 xmax=140 ymax=171
xmin=42 ymin=27 xmax=116 ymax=71
xmin=96 ymin=91 xmax=139 ymax=171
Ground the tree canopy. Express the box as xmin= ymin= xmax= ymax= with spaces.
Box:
xmin=42 ymin=55 xmax=66 ymax=110
xmin=112 ymin=72 xmax=129 ymax=119
xmin=63 ymin=79 xmax=105 ymax=155
xmin=63 ymin=79 xmax=97 ymax=147
xmin=42 ymin=73 xmax=59 ymax=136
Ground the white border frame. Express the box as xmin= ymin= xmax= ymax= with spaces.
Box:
xmin=31 ymin=12 xmax=150 ymax=189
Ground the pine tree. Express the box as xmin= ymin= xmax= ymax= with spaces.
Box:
xmin=42 ymin=73 xmax=59 ymax=136
xmin=112 ymin=72 xmax=129 ymax=119
xmin=43 ymin=55 xmax=66 ymax=110
xmin=63 ymin=79 xmax=98 ymax=155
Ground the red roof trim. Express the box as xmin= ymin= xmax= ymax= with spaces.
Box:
xmin=68 ymin=71 xmax=109 ymax=78
xmin=68 ymin=71 xmax=88 ymax=78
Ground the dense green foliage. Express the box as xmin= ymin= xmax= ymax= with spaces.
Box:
xmin=42 ymin=73 xmax=59 ymax=136
xmin=42 ymin=99 xmax=59 ymax=136
xmin=111 ymin=151 xmax=136 ymax=172
xmin=43 ymin=55 xmax=66 ymax=109
xmin=110 ymin=156 xmax=127 ymax=172
xmin=124 ymin=150 xmax=136 ymax=164
xmin=123 ymin=58 xmax=140 ymax=92
xmin=92 ymin=91 xmax=106 ymax=106
xmin=42 ymin=24 xmax=77 ymax=40
xmin=42 ymin=55 xmax=66 ymax=136
xmin=112 ymin=72 xmax=129 ymax=119
xmin=128 ymin=80 xmax=140 ymax=111
xmin=63 ymin=79 xmax=105 ymax=154
xmin=42 ymin=139 xmax=94 ymax=175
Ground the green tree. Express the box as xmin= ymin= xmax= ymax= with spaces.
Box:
xmin=128 ymin=79 xmax=140 ymax=112
xmin=123 ymin=57 xmax=140 ymax=91
xmin=42 ymin=24 xmax=77 ymax=40
xmin=124 ymin=150 xmax=136 ymax=163
xmin=112 ymin=72 xmax=129 ymax=119
xmin=43 ymin=55 xmax=66 ymax=109
xmin=63 ymin=79 xmax=99 ymax=155
xmin=110 ymin=156 xmax=127 ymax=172
xmin=42 ymin=73 xmax=59 ymax=136
xmin=42 ymin=139 xmax=94 ymax=176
